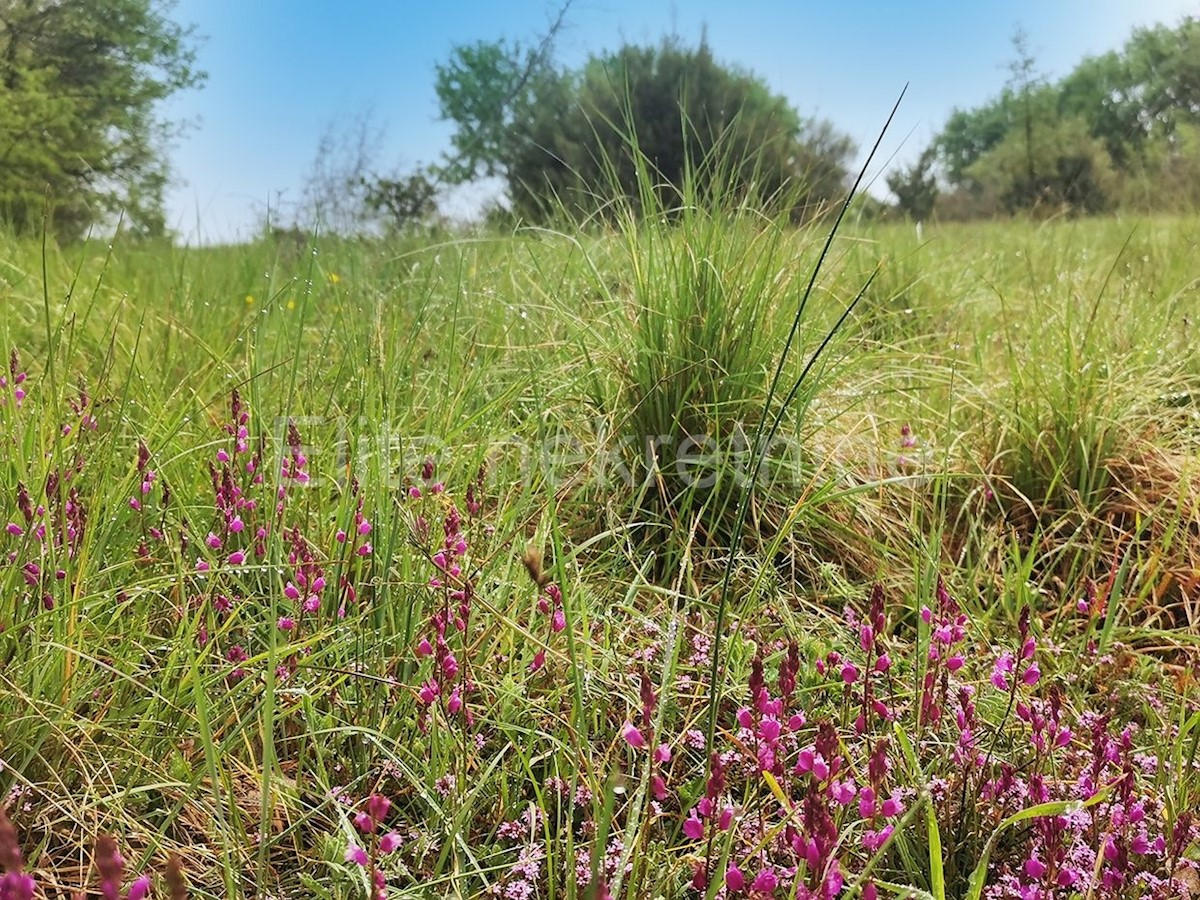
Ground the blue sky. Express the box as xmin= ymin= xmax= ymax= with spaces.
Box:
xmin=163 ymin=0 xmax=1198 ymax=243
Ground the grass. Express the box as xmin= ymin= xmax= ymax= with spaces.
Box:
xmin=0 ymin=210 xmax=1197 ymax=899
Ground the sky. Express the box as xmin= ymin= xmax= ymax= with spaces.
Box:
xmin=162 ymin=0 xmax=1199 ymax=244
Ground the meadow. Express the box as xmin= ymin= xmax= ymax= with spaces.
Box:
xmin=0 ymin=206 xmax=1198 ymax=899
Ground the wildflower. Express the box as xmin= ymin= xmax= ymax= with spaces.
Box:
xmin=0 ymin=806 xmax=36 ymax=900
xmin=621 ymin=722 xmax=646 ymax=749
xmin=841 ymin=661 xmax=859 ymax=684
xmin=830 ymin=780 xmax=858 ymax=804
xmin=725 ymin=863 xmax=745 ymax=892
xmin=1021 ymin=661 xmax=1041 ymax=685
xmin=750 ymin=870 xmax=778 ymax=893
xmin=366 ymin=794 xmax=390 ymax=822
xmin=991 ymin=653 xmax=1014 ymax=690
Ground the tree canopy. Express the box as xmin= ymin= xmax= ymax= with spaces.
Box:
xmin=0 ymin=0 xmax=203 ymax=239
xmin=924 ymin=17 xmax=1200 ymax=217
xmin=435 ymin=34 xmax=855 ymax=222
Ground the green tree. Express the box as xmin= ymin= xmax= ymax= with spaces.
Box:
xmin=362 ymin=169 xmax=440 ymax=233
xmin=966 ymin=116 xmax=1117 ymax=214
xmin=886 ymin=145 xmax=938 ymax=220
xmin=436 ymin=33 xmax=853 ymax=222
xmin=0 ymin=0 xmax=203 ymax=239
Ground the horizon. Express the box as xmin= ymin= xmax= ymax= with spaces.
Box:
xmin=161 ymin=0 xmax=1198 ymax=244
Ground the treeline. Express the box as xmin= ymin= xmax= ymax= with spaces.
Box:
xmin=0 ymin=0 xmax=202 ymax=240
xmin=890 ymin=19 xmax=1200 ymax=221
xmin=2 ymin=1 xmax=1198 ymax=241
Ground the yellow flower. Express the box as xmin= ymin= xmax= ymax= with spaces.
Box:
xmin=286 ymin=299 xmax=296 ymax=310
xmin=328 ymin=272 xmax=341 ymax=284
xmin=245 ymin=294 xmax=255 ymax=305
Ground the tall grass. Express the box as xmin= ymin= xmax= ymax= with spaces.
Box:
xmin=0 ymin=206 xmax=1197 ymax=898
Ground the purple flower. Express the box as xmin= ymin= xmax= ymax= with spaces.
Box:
xmin=1021 ymin=662 xmax=1041 ymax=685
xmin=725 ymin=864 xmax=745 ymax=891
xmin=366 ymin=793 xmax=391 ymax=822
xmin=830 ymin=779 xmax=858 ymax=804
xmin=750 ymin=870 xmax=777 ymax=893
xmin=621 ymin=722 xmax=646 ymax=749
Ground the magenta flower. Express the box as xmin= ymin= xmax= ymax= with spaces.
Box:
xmin=881 ymin=793 xmax=903 ymax=817
xmin=621 ymin=722 xmax=646 ymax=749
xmin=127 ymin=875 xmax=152 ymax=900
xmin=991 ymin=653 xmax=1014 ymax=690
xmin=366 ymin=794 xmax=391 ymax=822
xmin=418 ymin=680 xmax=438 ymax=704
xmin=345 ymin=844 xmax=369 ymax=866
xmin=750 ymin=870 xmax=778 ymax=893
xmin=683 ymin=815 xmax=705 ymax=840
xmin=379 ymin=832 xmax=402 ymax=853
xmin=725 ymin=864 xmax=745 ymax=891
xmin=830 ymin=779 xmax=858 ymax=804
xmin=1021 ymin=661 xmax=1041 ymax=685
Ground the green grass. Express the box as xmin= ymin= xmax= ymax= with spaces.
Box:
xmin=0 ymin=212 xmax=1198 ymax=898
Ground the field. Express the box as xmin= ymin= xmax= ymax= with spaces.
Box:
xmin=1 ymin=209 xmax=1198 ymax=898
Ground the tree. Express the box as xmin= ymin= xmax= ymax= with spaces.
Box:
xmin=935 ymin=16 xmax=1200 ymax=217
xmin=966 ymin=116 xmax=1117 ymax=214
xmin=886 ymin=145 xmax=938 ymax=220
xmin=436 ymin=33 xmax=854 ymax=222
xmin=0 ymin=0 xmax=203 ymax=239
xmin=361 ymin=169 xmax=440 ymax=233
xmin=432 ymin=3 xmax=571 ymax=186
